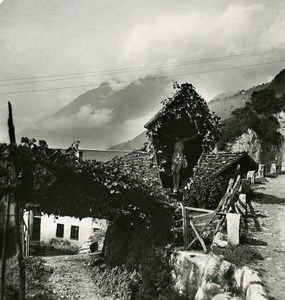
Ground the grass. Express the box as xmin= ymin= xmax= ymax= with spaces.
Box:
xmin=3 ymin=256 xmax=55 ymax=300
xmin=213 ymin=245 xmax=263 ymax=267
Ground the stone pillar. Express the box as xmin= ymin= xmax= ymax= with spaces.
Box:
xmin=270 ymin=163 xmax=277 ymax=174
xmin=258 ymin=164 xmax=265 ymax=178
xmin=247 ymin=171 xmax=256 ymax=184
xmin=281 ymin=162 xmax=285 ymax=173
xmin=227 ymin=213 xmax=240 ymax=246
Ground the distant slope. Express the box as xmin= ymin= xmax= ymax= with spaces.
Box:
xmin=108 ymin=131 xmax=147 ymax=150
xmin=208 ymin=82 xmax=269 ymax=120
xmin=19 ymin=79 xmax=168 ymax=149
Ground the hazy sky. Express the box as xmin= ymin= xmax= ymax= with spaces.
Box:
xmin=1 ymin=0 xmax=285 ymax=147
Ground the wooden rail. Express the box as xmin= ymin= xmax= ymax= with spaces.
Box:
xmin=172 ymin=167 xmax=260 ymax=252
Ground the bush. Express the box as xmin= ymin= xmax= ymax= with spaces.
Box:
xmin=90 ymin=246 xmax=189 ymax=300
xmin=184 ymin=175 xmax=229 ymax=209
xmin=91 ymin=264 xmax=140 ymax=298
xmin=43 ymin=238 xmax=79 ymax=254
xmin=4 ymin=256 xmax=54 ymax=300
xmin=217 ymin=88 xmax=284 ymax=151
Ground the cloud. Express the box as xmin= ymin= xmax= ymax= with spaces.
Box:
xmin=119 ymin=3 xmax=285 ymax=99
xmin=2 ymin=1 xmax=285 ymax=148
xmin=43 ymin=105 xmax=113 ymax=130
xmin=121 ymin=4 xmax=267 ymax=64
xmin=18 ymin=78 xmax=171 ymax=148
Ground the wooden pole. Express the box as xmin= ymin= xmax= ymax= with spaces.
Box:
xmin=180 ymin=203 xmax=189 ymax=249
xmin=8 ymin=102 xmax=25 ymax=300
xmin=0 ymin=194 xmax=10 ymax=300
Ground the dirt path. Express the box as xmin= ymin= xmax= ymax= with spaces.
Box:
xmin=250 ymin=175 xmax=285 ymax=300
xmin=44 ymin=254 xmax=107 ymax=300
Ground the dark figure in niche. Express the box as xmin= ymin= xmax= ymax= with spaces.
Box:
xmin=162 ymin=133 xmax=200 ymax=193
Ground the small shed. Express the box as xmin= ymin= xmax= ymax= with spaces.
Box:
xmin=196 ymin=152 xmax=259 ymax=179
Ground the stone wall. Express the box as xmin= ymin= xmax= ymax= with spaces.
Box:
xmin=172 ymin=251 xmax=267 ymax=300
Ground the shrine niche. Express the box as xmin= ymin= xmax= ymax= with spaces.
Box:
xmin=145 ymin=83 xmax=220 ymax=192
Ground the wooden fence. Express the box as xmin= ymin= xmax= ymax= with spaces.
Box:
xmin=173 ymin=169 xmax=260 ymax=252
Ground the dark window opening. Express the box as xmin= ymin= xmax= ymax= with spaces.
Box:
xmin=56 ymin=223 xmax=64 ymax=238
xmin=31 ymin=217 xmax=41 ymax=241
xmin=70 ymin=225 xmax=79 ymax=240
xmin=79 ymin=151 xmax=83 ymax=160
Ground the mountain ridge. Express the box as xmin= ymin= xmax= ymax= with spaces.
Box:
xmin=110 ymin=68 xmax=285 ymax=150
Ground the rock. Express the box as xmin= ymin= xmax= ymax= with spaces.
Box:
xmin=229 ymin=129 xmax=261 ymax=163
xmin=213 ymin=232 xmax=228 ymax=248
xmin=194 ymin=282 xmax=223 ymax=300
xmin=211 ymin=293 xmax=232 ymax=300
xmin=246 ymin=283 xmax=267 ymax=300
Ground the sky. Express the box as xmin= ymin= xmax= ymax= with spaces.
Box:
xmin=0 ymin=0 xmax=285 ymax=148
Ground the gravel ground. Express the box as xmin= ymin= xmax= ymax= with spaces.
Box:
xmin=249 ymin=175 xmax=285 ymax=300
xmin=43 ymin=254 xmax=108 ymax=300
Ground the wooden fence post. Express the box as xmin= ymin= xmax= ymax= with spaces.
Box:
xmin=181 ymin=203 xmax=189 ymax=249
xmin=270 ymin=163 xmax=277 ymax=175
xmin=0 ymin=194 xmax=11 ymax=300
xmin=7 ymin=102 xmax=25 ymax=300
xmin=258 ymin=164 xmax=265 ymax=178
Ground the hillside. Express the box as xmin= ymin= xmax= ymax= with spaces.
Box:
xmin=111 ymin=69 xmax=285 ymax=151
xmin=19 ymin=79 xmax=169 ymax=149
xmin=108 ymin=131 xmax=147 ymax=150
xmin=207 ymin=82 xmax=269 ymax=120
xmin=218 ymin=68 xmax=285 ymax=165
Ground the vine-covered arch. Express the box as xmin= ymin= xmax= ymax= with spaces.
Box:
xmin=145 ymin=83 xmax=221 ymax=189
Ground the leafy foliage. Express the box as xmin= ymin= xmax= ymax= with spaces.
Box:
xmin=218 ymin=88 xmax=285 ymax=150
xmin=0 ymin=138 xmax=168 ymax=223
xmin=90 ymin=246 xmax=188 ymax=300
xmin=91 ymin=264 xmax=140 ymax=299
xmin=183 ymin=175 xmax=229 ymax=209
xmin=41 ymin=238 xmax=79 ymax=254
xmin=5 ymin=256 xmax=54 ymax=300
xmin=213 ymin=245 xmax=263 ymax=267
xmin=147 ymin=83 xmax=221 ymax=175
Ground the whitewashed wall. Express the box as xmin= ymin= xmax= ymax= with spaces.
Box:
xmin=39 ymin=215 xmax=94 ymax=246
xmin=23 ymin=212 xmax=108 ymax=247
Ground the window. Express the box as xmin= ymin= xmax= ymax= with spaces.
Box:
xmin=70 ymin=225 xmax=79 ymax=240
xmin=56 ymin=223 xmax=64 ymax=238
xmin=31 ymin=217 xmax=41 ymax=241
xmin=79 ymin=151 xmax=83 ymax=160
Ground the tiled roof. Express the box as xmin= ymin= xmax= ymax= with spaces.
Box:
xmin=197 ymin=151 xmax=258 ymax=178
xmin=79 ymin=149 xmax=132 ymax=162
xmin=118 ymin=151 xmax=164 ymax=195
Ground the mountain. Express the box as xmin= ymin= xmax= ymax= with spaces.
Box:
xmin=19 ymin=69 xmax=285 ymax=151
xmin=110 ymin=69 xmax=285 ymax=150
xmin=208 ymin=68 xmax=285 ymax=121
xmin=108 ymin=131 xmax=148 ymax=150
xmin=269 ymin=68 xmax=285 ymax=97
xmin=19 ymin=78 xmax=169 ymax=149
xmin=207 ymin=82 xmax=269 ymax=120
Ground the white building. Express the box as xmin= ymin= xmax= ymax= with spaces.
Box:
xmin=24 ymin=211 xmax=107 ymax=247
xmin=24 ymin=149 xmax=130 ymax=251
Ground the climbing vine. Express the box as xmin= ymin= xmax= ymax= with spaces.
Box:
xmin=146 ymin=82 xmax=221 ymax=184
xmin=1 ymin=137 xmax=168 ymax=222
xmin=147 ymin=83 xmax=221 ymax=151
